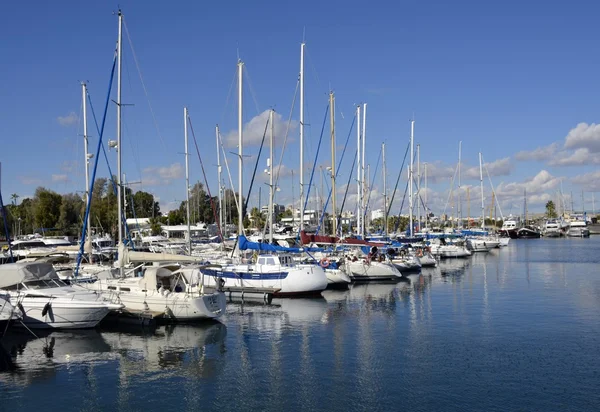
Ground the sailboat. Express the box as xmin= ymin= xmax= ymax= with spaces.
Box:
xmin=80 ymin=11 xmax=226 ymax=321
xmin=197 ymin=47 xmax=328 ymax=297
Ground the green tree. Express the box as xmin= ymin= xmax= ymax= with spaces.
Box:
xmin=249 ymin=207 xmax=265 ymax=229
xmin=148 ymin=216 xmax=163 ymax=235
xmin=33 ymin=187 xmax=62 ymax=231
xmin=132 ymin=190 xmax=160 ymax=218
xmin=58 ymin=193 xmax=84 ymax=236
xmin=545 ymin=200 xmax=557 ymax=218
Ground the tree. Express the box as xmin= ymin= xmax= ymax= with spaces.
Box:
xmin=132 ymin=191 xmax=160 ymax=218
xmin=33 ymin=187 xmax=62 ymax=231
xmin=10 ymin=193 xmax=19 ymax=206
xmin=249 ymin=207 xmax=265 ymax=229
xmin=58 ymin=193 xmax=84 ymax=236
xmin=148 ymin=217 xmax=163 ymax=236
xmin=545 ymin=200 xmax=557 ymax=218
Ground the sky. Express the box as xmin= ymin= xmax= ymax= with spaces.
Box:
xmin=2 ymin=0 xmax=600 ymax=221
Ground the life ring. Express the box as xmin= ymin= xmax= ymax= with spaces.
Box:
xmin=319 ymin=258 xmax=330 ymax=268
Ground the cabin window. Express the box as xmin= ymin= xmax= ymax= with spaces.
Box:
xmin=266 ymin=257 xmax=275 ymax=265
xmin=107 ymin=286 xmax=117 ymax=290
xmin=257 ymin=258 xmax=265 ymax=265
xmin=120 ymin=287 xmax=130 ymax=292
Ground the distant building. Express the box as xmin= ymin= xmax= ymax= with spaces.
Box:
xmin=371 ymin=209 xmax=384 ymax=221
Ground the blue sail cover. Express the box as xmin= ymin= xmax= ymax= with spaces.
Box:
xmin=238 ymin=236 xmax=322 ymax=253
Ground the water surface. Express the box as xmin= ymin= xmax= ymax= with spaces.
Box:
xmin=2 ymin=237 xmax=600 ymax=411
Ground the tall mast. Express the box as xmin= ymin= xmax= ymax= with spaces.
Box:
xmin=479 ymin=152 xmax=485 ymax=229
xmin=382 ymin=142 xmax=387 ymax=238
xmin=216 ymin=125 xmax=223 ymax=237
xmin=237 ymin=60 xmax=244 ymax=237
xmin=329 ymin=91 xmax=337 ymax=236
xmin=116 ymin=10 xmax=124 ymax=276
xmin=269 ymin=109 xmax=274 ymax=243
xmin=457 ymin=140 xmax=462 ymax=229
xmin=81 ymin=82 xmax=92 ymax=263
xmin=299 ymin=42 xmax=305 ymax=232
xmin=356 ymin=105 xmax=362 ymax=236
xmin=184 ymin=107 xmax=191 ymax=254
xmin=416 ymin=144 xmax=420 ymax=233
xmin=409 ymin=119 xmax=414 ymax=237
xmin=361 ymin=103 xmax=367 ymax=236
xmin=424 ymin=162 xmax=428 ymax=230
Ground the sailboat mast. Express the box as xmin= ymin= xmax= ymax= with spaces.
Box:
xmin=479 ymin=152 xmax=484 ymax=229
xmin=184 ymin=107 xmax=191 ymax=254
xmin=216 ymin=125 xmax=223 ymax=236
xmin=416 ymin=144 xmax=420 ymax=233
xmin=382 ymin=142 xmax=388 ymax=238
xmin=356 ymin=105 xmax=362 ymax=236
xmin=329 ymin=91 xmax=337 ymax=236
xmin=116 ymin=10 xmax=124 ymax=277
xmin=361 ymin=103 xmax=367 ymax=236
xmin=409 ymin=119 xmax=414 ymax=237
xmin=424 ymin=162 xmax=428 ymax=230
xmin=299 ymin=42 xmax=305 ymax=232
xmin=457 ymin=140 xmax=462 ymax=229
xmin=269 ymin=109 xmax=274 ymax=243
xmin=237 ymin=60 xmax=244 ymax=237
xmin=82 ymin=82 xmax=92 ymax=263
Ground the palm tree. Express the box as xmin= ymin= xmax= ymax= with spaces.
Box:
xmin=10 ymin=193 xmax=19 ymax=206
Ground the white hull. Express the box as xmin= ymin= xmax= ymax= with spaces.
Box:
xmin=325 ymin=268 xmax=351 ymax=285
xmin=430 ymin=244 xmax=472 ymax=258
xmin=13 ymin=298 xmax=111 ymax=329
xmin=498 ymin=237 xmax=510 ymax=247
xmin=344 ymin=261 xmax=401 ymax=281
xmin=418 ymin=254 xmax=437 ymax=267
xmin=567 ymin=228 xmax=590 ymax=238
xmin=466 ymin=238 xmax=495 ymax=252
xmin=195 ymin=264 xmax=328 ymax=296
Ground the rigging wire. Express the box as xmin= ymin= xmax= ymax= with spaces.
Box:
xmin=122 ymin=18 xmax=167 ymax=151
xmin=187 ymin=113 xmax=223 ymax=241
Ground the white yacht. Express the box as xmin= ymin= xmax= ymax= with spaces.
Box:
xmin=466 ymin=237 xmax=496 ymax=252
xmin=0 ymin=262 xmax=122 ymax=329
xmin=543 ymin=219 xmax=564 ymax=237
xmin=10 ymin=236 xmax=73 ymax=259
xmin=429 ymin=240 xmax=472 ymax=258
xmin=567 ymin=220 xmax=590 ymax=238
xmin=194 ymin=254 xmax=328 ymax=297
xmin=85 ymin=265 xmax=226 ymax=321
xmin=343 ymin=254 xmax=402 ymax=281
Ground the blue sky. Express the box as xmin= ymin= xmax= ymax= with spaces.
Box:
xmin=2 ymin=0 xmax=600 ymax=218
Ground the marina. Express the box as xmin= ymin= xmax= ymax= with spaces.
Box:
xmin=1 ymin=237 xmax=600 ymax=411
xmin=2 ymin=2 xmax=600 ymax=411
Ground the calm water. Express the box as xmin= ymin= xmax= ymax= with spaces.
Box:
xmin=2 ymin=238 xmax=600 ymax=411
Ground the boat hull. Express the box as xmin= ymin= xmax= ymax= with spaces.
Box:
xmin=345 ymin=261 xmax=402 ymax=281
xmin=15 ymin=299 xmax=111 ymax=329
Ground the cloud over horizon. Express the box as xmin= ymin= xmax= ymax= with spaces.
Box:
xmin=57 ymin=111 xmax=79 ymax=127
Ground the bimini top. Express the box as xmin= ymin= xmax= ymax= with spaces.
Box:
xmin=0 ymin=262 xmax=58 ymax=289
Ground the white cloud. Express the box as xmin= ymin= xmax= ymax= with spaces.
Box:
xmin=571 ymin=170 xmax=600 ymax=192
xmin=548 ymin=148 xmax=600 ymax=167
xmin=52 ymin=174 xmax=69 ymax=183
xmin=57 ymin=111 xmax=79 ymax=126
xmin=564 ymin=122 xmax=600 ymax=152
xmin=223 ymin=110 xmax=297 ymax=148
xmin=142 ymin=163 xmax=183 ymax=186
xmin=514 ymin=143 xmax=558 ymax=162
xmin=18 ymin=176 xmax=43 ymax=185
xmin=496 ymin=170 xmax=561 ymax=200
xmin=463 ymin=157 xmax=512 ymax=179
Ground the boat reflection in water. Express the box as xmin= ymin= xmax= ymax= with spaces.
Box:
xmin=99 ymin=322 xmax=227 ymax=379
xmin=0 ymin=322 xmax=227 ymax=385
xmin=0 ymin=329 xmax=113 ymax=386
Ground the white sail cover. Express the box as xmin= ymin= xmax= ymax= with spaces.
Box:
xmin=0 ymin=262 xmax=58 ymax=289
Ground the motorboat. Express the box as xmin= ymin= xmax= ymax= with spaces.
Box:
xmin=543 ymin=219 xmax=564 ymax=237
xmin=0 ymin=262 xmax=121 ymax=329
xmin=343 ymin=253 xmax=402 ymax=281
xmin=517 ymin=226 xmax=541 ymax=239
xmin=566 ymin=220 xmax=590 ymax=238
xmin=466 ymin=237 xmax=496 ymax=252
xmin=428 ymin=238 xmax=472 ymax=258
xmin=499 ymin=216 xmax=520 ymax=239
xmin=10 ymin=235 xmax=73 ymax=259
xmin=498 ymin=237 xmax=510 ymax=247
xmin=84 ymin=265 xmax=226 ymax=321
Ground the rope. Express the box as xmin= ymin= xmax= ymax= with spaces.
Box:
xmin=230 ymin=116 xmax=271 ymax=257
xmin=187 ymin=114 xmax=223 ymax=241
xmin=315 ymin=114 xmax=356 ymax=235
xmin=75 ymin=52 xmax=117 ymax=277
xmin=336 ymin=149 xmax=358 ymax=234
xmin=123 ymin=18 xmax=166 ymax=151
xmin=363 ymin=145 xmax=382 ymax=223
